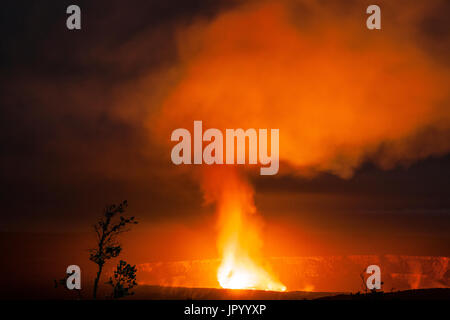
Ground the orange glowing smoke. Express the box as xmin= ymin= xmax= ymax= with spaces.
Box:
xmin=151 ymin=1 xmax=450 ymax=291
xmin=202 ymin=167 xmax=285 ymax=291
xmin=155 ymin=2 xmax=449 ymax=177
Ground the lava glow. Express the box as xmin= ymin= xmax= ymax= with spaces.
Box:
xmin=218 ymin=240 xmax=287 ymax=292
xmin=203 ymin=168 xmax=286 ymax=292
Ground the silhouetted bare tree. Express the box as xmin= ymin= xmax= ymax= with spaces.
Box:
xmin=360 ymin=269 xmax=368 ymax=293
xmin=89 ymin=200 xmax=138 ymax=299
xmin=106 ymin=260 xmax=138 ymax=299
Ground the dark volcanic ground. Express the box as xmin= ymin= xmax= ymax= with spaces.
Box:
xmin=128 ymin=285 xmax=341 ymax=300
xmin=128 ymin=286 xmax=450 ymax=300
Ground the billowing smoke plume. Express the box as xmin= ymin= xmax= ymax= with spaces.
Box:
xmin=149 ymin=1 xmax=450 ymax=288
xmin=154 ymin=0 xmax=450 ymax=178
